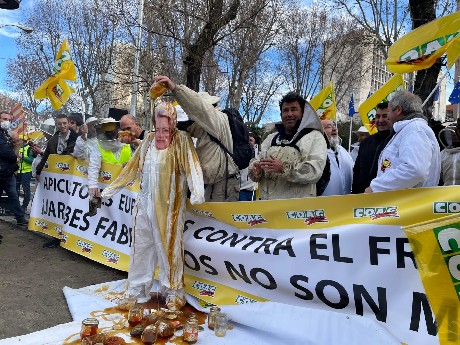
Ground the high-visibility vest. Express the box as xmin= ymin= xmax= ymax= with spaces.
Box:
xmin=17 ymin=145 xmax=32 ymax=173
xmin=98 ymin=143 xmax=132 ymax=165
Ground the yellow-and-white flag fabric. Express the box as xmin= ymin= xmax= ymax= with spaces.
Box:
xmin=34 ymin=39 xmax=77 ymax=110
xmin=386 ymin=12 xmax=460 ymax=73
xmin=404 ymin=214 xmax=460 ymax=345
xmin=309 ymin=81 xmax=337 ymax=120
xmin=358 ymin=74 xmax=405 ymax=134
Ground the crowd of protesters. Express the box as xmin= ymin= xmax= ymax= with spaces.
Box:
xmin=0 ymin=89 xmax=455 ymax=233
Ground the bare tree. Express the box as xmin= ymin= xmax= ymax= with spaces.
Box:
xmin=276 ymin=4 xmax=339 ymax=99
xmin=216 ymin=0 xmax=281 ymax=110
xmin=8 ymin=0 xmax=125 ymax=117
xmin=240 ymin=58 xmax=284 ymax=124
xmin=6 ymin=54 xmax=51 ymax=124
xmin=332 ymin=0 xmax=457 ymax=117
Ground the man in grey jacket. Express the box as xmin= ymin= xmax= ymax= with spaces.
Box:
xmin=155 ymin=75 xmax=239 ymax=201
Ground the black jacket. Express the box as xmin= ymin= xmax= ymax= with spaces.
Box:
xmin=0 ymin=128 xmax=18 ymax=179
xmin=352 ymin=130 xmax=392 ymax=194
xmin=36 ymin=130 xmax=79 ymax=176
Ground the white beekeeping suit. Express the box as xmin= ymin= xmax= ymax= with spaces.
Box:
xmin=101 ymin=102 xmax=204 ymax=309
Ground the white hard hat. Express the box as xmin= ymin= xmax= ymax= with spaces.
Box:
xmin=355 ymin=126 xmax=369 ymax=133
xmin=175 ymin=105 xmax=189 ymax=122
xmin=85 ymin=116 xmax=98 ymax=125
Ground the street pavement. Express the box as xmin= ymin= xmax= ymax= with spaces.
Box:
xmin=0 ymin=214 xmax=127 ymax=340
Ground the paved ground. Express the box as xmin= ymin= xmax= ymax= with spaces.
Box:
xmin=0 ymin=215 xmax=127 ymax=340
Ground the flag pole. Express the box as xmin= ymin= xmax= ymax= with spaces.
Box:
xmin=421 ymin=69 xmax=448 ymax=107
xmin=348 ymin=116 xmax=353 ymax=152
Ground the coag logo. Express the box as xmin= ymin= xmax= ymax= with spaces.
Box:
xmin=191 ymin=209 xmax=215 ymax=219
xmin=44 ymin=162 xmax=49 ymax=169
xmin=433 ymin=224 xmax=460 ymax=301
xmin=76 ymin=165 xmax=88 ymax=175
xmin=102 ymin=250 xmax=120 ymax=264
xmin=433 ymin=202 xmax=460 ymax=214
xmin=76 ymin=240 xmax=93 ymax=253
xmin=54 ymin=225 xmax=63 ymax=235
xmin=35 ymin=220 xmax=48 ymax=231
xmin=60 ymin=234 xmax=68 ymax=244
xmin=354 ymin=207 xmax=399 ymax=220
xmin=286 ymin=210 xmax=328 ymax=226
xmin=192 ymin=281 xmax=216 ymax=298
xmin=100 ymin=171 xmax=112 ymax=181
xmin=56 ymin=162 xmax=70 ymax=171
xmin=235 ymin=295 xmax=257 ymax=305
xmin=232 ymin=214 xmax=267 ymax=226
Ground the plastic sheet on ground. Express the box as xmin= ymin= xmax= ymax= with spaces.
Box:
xmin=0 ymin=280 xmax=401 ymax=345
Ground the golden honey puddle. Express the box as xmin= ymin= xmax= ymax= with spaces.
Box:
xmin=63 ymin=305 xmax=207 ymax=345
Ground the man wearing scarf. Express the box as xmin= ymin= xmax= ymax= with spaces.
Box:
xmin=101 ymin=102 xmax=204 ymax=309
xmin=365 ymin=91 xmax=441 ymax=192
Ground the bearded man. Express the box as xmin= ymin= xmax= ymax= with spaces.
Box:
xmin=321 ymin=119 xmax=353 ymax=196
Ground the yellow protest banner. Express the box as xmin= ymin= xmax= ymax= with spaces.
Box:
xmin=358 ymin=74 xmax=404 ymax=134
xmin=34 ymin=39 xmax=77 ymax=110
xmin=386 ymin=12 xmax=460 ymax=74
xmin=404 ymin=214 xmax=460 ymax=345
xmin=309 ymin=81 xmax=337 ymax=120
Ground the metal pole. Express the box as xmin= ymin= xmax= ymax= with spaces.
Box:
xmin=130 ymin=0 xmax=145 ymax=117
xmin=422 ymin=70 xmax=448 ymax=107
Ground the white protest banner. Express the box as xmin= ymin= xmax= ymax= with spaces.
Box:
xmin=30 ymin=155 xmax=138 ymax=270
xmin=29 ymin=155 xmax=460 ymax=345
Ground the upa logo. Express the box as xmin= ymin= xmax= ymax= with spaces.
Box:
xmin=102 ymin=250 xmax=120 ymax=264
xmin=232 ymin=214 xmax=267 ymax=226
xmin=286 ymin=210 xmax=328 ymax=226
xmin=35 ymin=220 xmax=48 ymax=231
xmin=100 ymin=171 xmax=112 ymax=181
xmin=191 ymin=209 xmax=215 ymax=219
xmin=354 ymin=206 xmax=399 ymax=220
xmin=56 ymin=162 xmax=70 ymax=171
xmin=76 ymin=165 xmax=88 ymax=176
xmin=76 ymin=240 xmax=93 ymax=253
xmin=433 ymin=224 xmax=460 ymax=301
xmin=60 ymin=234 xmax=68 ymax=244
xmin=235 ymin=295 xmax=257 ymax=305
xmin=433 ymin=202 xmax=460 ymax=214
xmin=126 ymin=179 xmax=136 ymax=187
xmin=192 ymin=281 xmax=216 ymax=298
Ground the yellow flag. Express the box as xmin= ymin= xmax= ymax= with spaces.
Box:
xmin=34 ymin=39 xmax=77 ymax=110
xmin=358 ymin=74 xmax=405 ymax=135
xmin=309 ymin=81 xmax=337 ymax=120
xmin=403 ymin=214 xmax=460 ymax=345
xmin=386 ymin=12 xmax=460 ymax=74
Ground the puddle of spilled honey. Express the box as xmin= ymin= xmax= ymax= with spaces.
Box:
xmin=63 ymin=304 xmax=207 ymax=345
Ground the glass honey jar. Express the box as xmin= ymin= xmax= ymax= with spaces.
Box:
xmin=207 ymin=306 xmax=221 ymax=330
xmin=80 ymin=317 xmax=99 ymax=340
